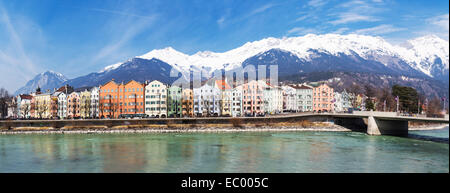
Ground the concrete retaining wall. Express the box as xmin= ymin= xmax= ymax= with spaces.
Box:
xmin=0 ymin=115 xmax=335 ymax=130
xmin=352 ymin=111 xmax=397 ymax=117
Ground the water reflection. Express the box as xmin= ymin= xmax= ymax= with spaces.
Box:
xmin=0 ymin=129 xmax=448 ymax=173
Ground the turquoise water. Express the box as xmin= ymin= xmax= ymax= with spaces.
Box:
xmin=0 ymin=127 xmax=448 ymax=173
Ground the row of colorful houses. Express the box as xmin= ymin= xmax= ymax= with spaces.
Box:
xmin=7 ymin=79 xmax=365 ymax=119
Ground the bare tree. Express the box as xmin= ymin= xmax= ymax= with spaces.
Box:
xmin=0 ymin=88 xmax=10 ymax=118
xmin=376 ymin=86 xmax=395 ymax=111
xmin=36 ymin=101 xmax=49 ymax=119
xmin=21 ymin=103 xmax=31 ymax=118
xmin=427 ymin=97 xmax=444 ymax=118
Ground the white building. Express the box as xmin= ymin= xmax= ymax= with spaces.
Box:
xmin=57 ymin=92 xmax=67 ymax=119
xmin=231 ymin=85 xmax=243 ymax=117
xmin=282 ymin=86 xmax=297 ymax=112
xmin=264 ymin=85 xmax=283 ymax=115
xmin=145 ymin=80 xmax=167 ymax=117
xmin=293 ymin=84 xmax=313 ymax=112
xmin=193 ymin=83 xmax=221 ymax=116
xmin=90 ymin=87 xmax=100 ymax=118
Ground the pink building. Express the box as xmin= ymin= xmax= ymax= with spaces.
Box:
xmin=67 ymin=92 xmax=80 ymax=118
xmin=312 ymin=83 xmax=334 ymax=112
xmin=242 ymin=80 xmax=266 ymax=116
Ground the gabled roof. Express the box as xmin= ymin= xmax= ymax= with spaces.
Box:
xmin=101 ymin=79 xmax=119 ymax=87
xmin=215 ymin=80 xmax=231 ymax=90
xmin=291 ymin=85 xmax=312 ymax=89
xmin=19 ymin=94 xmax=33 ymax=100
xmin=123 ymin=79 xmax=143 ymax=86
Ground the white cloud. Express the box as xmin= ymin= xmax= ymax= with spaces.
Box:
xmin=427 ymin=14 xmax=449 ymax=31
xmin=92 ymin=15 xmax=157 ymax=63
xmin=287 ymin=27 xmax=319 ymax=36
xmin=307 ymin=0 xmax=327 ymax=7
xmin=330 ymin=13 xmax=379 ymax=25
xmin=217 ymin=16 xmax=225 ymax=25
xmin=249 ymin=3 xmax=276 ymax=16
xmin=354 ymin=24 xmax=406 ymax=35
xmin=331 ymin=27 xmax=350 ymax=34
xmin=0 ymin=4 xmax=42 ymax=92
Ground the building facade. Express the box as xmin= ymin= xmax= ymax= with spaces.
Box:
xmin=193 ymin=84 xmax=221 ymax=116
xmin=282 ymin=86 xmax=297 ymax=112
xmin=34 ymin=94 xmax=51 ymax=119
xmin=242 ymin=80 xmax=266 ymax=116
xmin=90 ymin=87 xmax=100 ymax=118
xmin=144 ymin=80 xmax=167 ymax=118
xmin=181 ymin=89 xmax=194 ymax=117
xmin=231 ymin=85 xmax=243 ymax=117
xmin=311 ymin=83 xmax=334 ymax=112
xmin=294 ymin=85 xmax=313 ymax=112
xmin=215 ymin=80 xmax=232 ymax=116
xmin=67 ymin=92 xmax=80 ymax=118
xmin=57 ymin=92 xmax=68 ymax=119
xmin=264 ymin=86 xmax=283 ymax=114
xmin=79 ymin=90 xmax=91 ymax=118
xmin=18 ymin=94 xmax=32 ymax=118
xmin=167 ymin=85 xmax=182 ymax=117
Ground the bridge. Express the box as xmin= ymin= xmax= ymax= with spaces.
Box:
xmin=329 ymin=111 xmax=449 ymax=136
xmin=1 ymin=111 xmax=448 ymax=136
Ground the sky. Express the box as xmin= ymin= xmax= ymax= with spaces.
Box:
xmin=0 ymin=0 xmax=448 ymax=93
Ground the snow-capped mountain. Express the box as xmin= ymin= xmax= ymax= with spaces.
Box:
xmin=14 ymin=71 xmax=68 ymax=95
xmin=101 ymin=33 xmax=449 ymax=82
xmin=63 ymin=58 xmax=180 ymax=89
xmin=397 ymin=35 xmax=449 ymax=80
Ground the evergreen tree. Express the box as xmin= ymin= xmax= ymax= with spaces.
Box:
xmin=392 ymin=85 xmax=419 ymax=113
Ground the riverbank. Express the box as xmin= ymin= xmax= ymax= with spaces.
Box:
xmin=409 ymin=123 xmax=449 ymax=131
xmin=0 ymin=122 xmax=352 ymax=135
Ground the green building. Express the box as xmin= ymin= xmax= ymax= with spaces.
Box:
xmin=167 ymin=86 xmax=182 ymax=117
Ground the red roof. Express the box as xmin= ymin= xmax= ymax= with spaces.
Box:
xmin=19 ymin=94 xmax=33 ymax=100
xmin=215 ymin=80 xmax=231 ymax=90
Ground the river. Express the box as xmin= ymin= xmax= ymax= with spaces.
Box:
xmin=0 ymin=127 xmax=448 ymax=173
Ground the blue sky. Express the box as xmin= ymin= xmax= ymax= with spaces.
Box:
xmin=0 ymin=0 xmax=448 ymax=92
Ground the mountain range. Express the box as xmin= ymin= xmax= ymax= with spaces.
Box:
xmin=14 ymin=34 xmax=449 ymax=98
xmin=14 ymin=71 xmax=67 ymax=95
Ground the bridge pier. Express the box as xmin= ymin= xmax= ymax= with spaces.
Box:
xmin=367 ymin=115 xmax=408 ymax=136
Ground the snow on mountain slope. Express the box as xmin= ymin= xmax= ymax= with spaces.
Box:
xmin=101 ymin=34 xmax=449 ymax=80
xmin=14 ymin=71 xmax=68 ymax=95
xmin=396 ymin=35 xmax=449 ymax=77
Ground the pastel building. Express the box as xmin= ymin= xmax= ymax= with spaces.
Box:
xmin=16 ymin=94 xmax=33 ymax=118
xmin=242 ymin=80 xmax=266 ymax=116
xmin=264 ymin=86 xmax=283 ymax=114
xmin=334 ymin=90 xmax=353 ymax=112
xmin=34 ymin=93 xmax=51 ymax=119
xmin=282 ymin=86 xmax=297 ymax=112
xmin=80 ymin=90 xmax=91 ymax=118
xmin=99 ymin=79 xmax=145 ymax=118
xmin=57 ymin=92 xmax=68 ymax=119
xmin=167 ymin=85 xmax=182 ymax=117
xmin=67 ymin=92 xmax=80 ymax=118
xmin=215 ymin=79 xmax=232 ymax=116
xmin=181 ymin=89 xmax=194 ymax=117
xmin=193 ymin=83 xmax=221 ymax=116
xmin=311 ymin=82 xmax=334 ymax=112
xmin=90 ymin=87 xmax=100 ymax=118
xmin=292 ymin=84 xmax=313 ymax=112
xmin=231 ymin=85 xmax=243 ymax=117
xmin=145 ymin=80 xmax=167 ymax=118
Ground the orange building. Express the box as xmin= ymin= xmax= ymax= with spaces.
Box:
xmin=181 ymin=89 xmax=194 ymax=117
xmin=99 ymin=79 xmax=145 ymax=118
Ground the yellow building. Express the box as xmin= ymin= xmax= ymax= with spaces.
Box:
xmin=80 ymin=90 xmax=91 ymax=118
xmin=34 ymin=94 xmax=51 ymax=119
